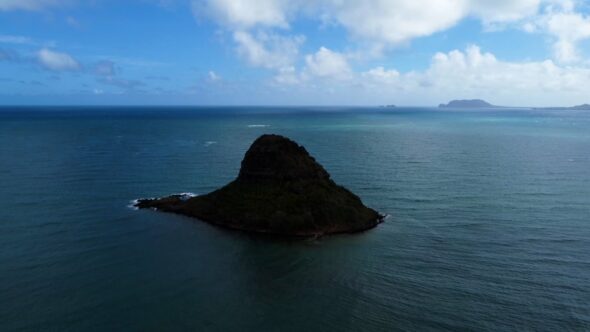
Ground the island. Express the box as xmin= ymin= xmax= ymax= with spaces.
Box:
xmin=135 ymin=134 xmax=383 ymax=236
xmin=439 ymin=99 xmax=498 ymax=108
xmin=533 ymin=104 xmax=590 ymax=110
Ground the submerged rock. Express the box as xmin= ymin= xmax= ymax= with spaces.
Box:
xmin=136 ymin=134 xmax=383 ymax=236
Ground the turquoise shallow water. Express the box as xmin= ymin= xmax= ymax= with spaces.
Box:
xmin=0 ymin=107 xmax=589 ymax=331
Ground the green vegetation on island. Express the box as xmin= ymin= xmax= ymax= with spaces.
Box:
xmin=136 ymin=134 xmax=383 ymax=236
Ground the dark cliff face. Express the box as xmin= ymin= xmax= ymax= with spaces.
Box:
xmin=238 ymin=135 xmax=330 ymax=182
xmin=136 ymin=134 xmax=383 ymax=237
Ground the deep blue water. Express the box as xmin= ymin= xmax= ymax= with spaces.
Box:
xmin=1 ymin=107 xmax=589 ymax=331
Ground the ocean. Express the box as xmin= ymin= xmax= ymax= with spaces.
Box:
xmin=1 ymin=107 xmax=589 ymax=331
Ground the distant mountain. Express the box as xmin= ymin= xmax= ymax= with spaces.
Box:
xmin=533 ymin=104 xmax=590 ymax=110
xmin=438 ymin=100 xmax=590 ymax=110
xmin=439 ymin=99 xmax=497 ymax=108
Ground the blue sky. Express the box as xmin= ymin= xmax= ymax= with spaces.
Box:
xmin=1 ymin=0 xmax=590 ymax=106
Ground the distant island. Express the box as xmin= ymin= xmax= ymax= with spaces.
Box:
xmin=136 ymin=134 xmax=383 ymax=237
xmin=439 ymin=99 xmax=499 ymax=108
xmin=438 ymin=100 xmax=590 ymax=110
xmin=533 ymin=104 xmax=590 ymax=110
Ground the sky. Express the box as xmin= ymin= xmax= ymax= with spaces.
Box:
xmin=1 ymin=0 xmax=590 ymax=106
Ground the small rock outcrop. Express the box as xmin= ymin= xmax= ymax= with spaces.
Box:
xmin=136 ymin=134 xmax=383 ymax=236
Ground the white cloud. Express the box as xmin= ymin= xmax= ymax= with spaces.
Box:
xmin=545 ymin=11 xmax=590 ymax=62
xmin=416 ymin=45 xmax=569 ymax=94
xmin=0 ymin=34 xmax=55 ymax=48
xmin=0 ymin=0 xmax=64 ymax=11
xmin=37 ymin=48 xmax=80 ymax=71
xmin=208 ymin=70 xmax=221 ymax=81
xmin=0 ymin=35 xmax=34 ymax=45
xmin=371 ymin=45 xmax=590 ymax=105
xmin=324 ymin=0 xmax=467 ymax=45
xmin=517 ymin=1 xmax=590 ymax=63
xmin=272 ymin=47 xmax=353 ymax=84
xmin=304 ymin=47 xmax=351 ymax=80
xmin=197 ymin=0 xmax=291 ymax=29
xmin=361 ymin=67 xmax=400 ymax=84
xmin=233 ymin=30 xmax=304 ymax=69
xmin=199 ymin=0 xmax=550 ymax=47
xmin=273 ymin=66 xmax=300 ymax=85
xmin=193 ymin=0 xmax=590 ymax=104
xmin=469 ymin=0 xmax=541 ymax=23
xmin=196 ymin=0 xmax=590 ymax=94
xmin=270 ymin=45 xmax=590 ymax=106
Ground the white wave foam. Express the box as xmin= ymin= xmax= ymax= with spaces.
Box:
xmin=128 ymin=199 xmax=141 ymax=210
xmin=247 ymin=124 xmax=269 ymax=128
xmin=129 ymin=192 xmax=198 ymax=210
xmin=204 ymin=141 xmax=217 ymax=147
xmin=177 ymin=192 xmax=198 ymax=201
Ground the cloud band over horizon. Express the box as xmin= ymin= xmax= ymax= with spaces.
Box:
xmin=1 ymin=0 xmax=590 ymax=106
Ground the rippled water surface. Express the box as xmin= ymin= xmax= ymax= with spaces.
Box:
xmin=1 ymin=107 xmax=589 ymax=331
